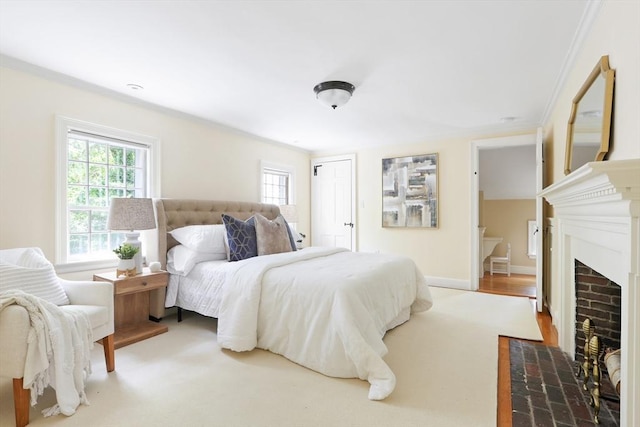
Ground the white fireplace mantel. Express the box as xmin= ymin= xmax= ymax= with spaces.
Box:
xmin=540 ymin=159 xmax=640 ymax=427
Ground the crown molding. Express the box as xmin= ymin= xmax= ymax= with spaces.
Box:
xmin=539 ymin=0 xmax=603 ymax=126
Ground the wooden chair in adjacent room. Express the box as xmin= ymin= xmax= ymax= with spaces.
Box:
xmin=490 ymin=243 xmax=511 ymax=276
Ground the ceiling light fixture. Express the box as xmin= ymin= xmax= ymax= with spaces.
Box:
xmin=313 ymin=81 xmax=355 ymax=109
xmin=127 ymin=83 xmax=144 ymax=90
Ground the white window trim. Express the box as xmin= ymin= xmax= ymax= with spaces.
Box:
xmin=260 ymin=160 xmax=296 ymax=205
xmin=55 ymin=116 xmax=161 ymax=273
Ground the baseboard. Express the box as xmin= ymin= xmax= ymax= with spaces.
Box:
xmin=550 ymin=304 xmax=561 ymax=336
xmin=511 ymin=265 xmax=536 ymax=275
xmin=425 ymin=267 xmax=535 ymax=292
xmin=424 ymin=276 xmax=472 ymax=290
xmin=482 ymin=264 xmax=536 ymax=276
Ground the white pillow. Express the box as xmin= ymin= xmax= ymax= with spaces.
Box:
xmin=167 ymin=244 xmax=226 ymax=276
xmin=170 ymin=224 xmax=227 ymax=254
xmin=0 ymin=248 xmax=70 ymax=305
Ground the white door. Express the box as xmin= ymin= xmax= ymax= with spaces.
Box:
xmin=535 ymin=128 xmax=544 ymax=312
xmin=311 ymin=155 xmax=355 ymax=250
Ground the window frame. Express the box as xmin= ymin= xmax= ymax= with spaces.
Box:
xmin=260 ymin=160 xmax=295 ymax=206
xmin=55 ymin=116 xmax=160 ymax=273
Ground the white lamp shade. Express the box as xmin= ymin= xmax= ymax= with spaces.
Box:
xmin=107 ymin=198 xmax=156 ymax=231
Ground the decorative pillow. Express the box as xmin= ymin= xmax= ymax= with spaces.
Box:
xmin=167 ymin=244 xmax=227 ymax=276
xmin=0 ymin=248 xmax=69 ymax=305
xmin=254 ymin=214 xmax=294 ymax=256
xmin=170 ymin=224 xmax=227 ymax=254
xmin=221 ymin=214 xmax=258 ymax=262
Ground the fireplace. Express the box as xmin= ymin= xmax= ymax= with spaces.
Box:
xmin=574 ymin=259 xmax=621 ymax=361
xmin=541 ymin=159 xmax=640 ymax=427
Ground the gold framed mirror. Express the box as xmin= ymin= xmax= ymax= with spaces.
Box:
xmin=564 ymin=55 xmax=615 ymax=175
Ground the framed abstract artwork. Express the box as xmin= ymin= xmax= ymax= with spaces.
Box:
xmin=382 ymin=153 xmax=438 ymax=228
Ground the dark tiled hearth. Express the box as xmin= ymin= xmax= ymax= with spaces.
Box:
xmin=510 ymin=340 xmax=620 ymax=427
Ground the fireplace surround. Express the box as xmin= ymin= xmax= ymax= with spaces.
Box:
xmin=541 ymin=159 xmax=639 ymax=427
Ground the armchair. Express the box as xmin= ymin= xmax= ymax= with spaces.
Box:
xmin=0 ymin=247 xmax=115 ymax=427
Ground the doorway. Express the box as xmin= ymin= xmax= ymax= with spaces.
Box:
xmin=470 ymin=130 xmax=544 ymax=311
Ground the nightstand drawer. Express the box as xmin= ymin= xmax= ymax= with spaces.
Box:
xmin=114 ymin=273 xmax=167 ymax=295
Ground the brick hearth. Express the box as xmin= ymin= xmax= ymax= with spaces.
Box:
xmin=510 ymin=339 xmax=620 ymax=427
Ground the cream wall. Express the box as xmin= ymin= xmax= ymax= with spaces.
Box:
xmin=329 ymin=133 xmax=532 ymax=284
xmin=542 ymin=0 xmax=640 ymax=319
xmin=350 ymin=137 xmax=470 ymax=282
xmin=1 ymin=0 xmax=637 ymax=289
xmin=545 ymin=0 xmax=640 ymax=184
xmin=332 ymin=0 xmax=640 ymax=287
xmin=483 ymin=199 xmax=536 ymax=270
xmin=0 ymin=66 xmax=311 ymax=273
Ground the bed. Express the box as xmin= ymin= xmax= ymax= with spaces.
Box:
xmin=149 ymin=199 xmax=433 ymax=400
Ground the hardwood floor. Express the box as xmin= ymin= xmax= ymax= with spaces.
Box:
xmin=482 ymin=273 xmax=558 ymax=426
xmin=479 ymin=272 xmax=536 ymax=298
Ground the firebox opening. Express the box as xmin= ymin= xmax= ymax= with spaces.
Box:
xmin=574 ymin=259 xmax=622 ymax=361
xmin=574 ymin=258 xmax=623 ymax=421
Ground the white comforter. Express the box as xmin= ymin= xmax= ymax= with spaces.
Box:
xmin=217 ymin=247 xmax=433 ymax=400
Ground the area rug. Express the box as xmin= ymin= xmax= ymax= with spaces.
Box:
xmin=0 ymin=287 xmax=542 ymax=427
xmin=509 ymin=339 xmax=620 ymax=426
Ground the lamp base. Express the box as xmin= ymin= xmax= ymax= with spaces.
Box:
xmin=123 ymin=232 xmax=143 ymax=274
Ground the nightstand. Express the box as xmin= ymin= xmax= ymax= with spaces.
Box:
xmin=93 ymin=269 xmax=169 ymax=349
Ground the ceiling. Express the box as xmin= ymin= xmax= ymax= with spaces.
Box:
xmin=0 ymin=1 xmax=593 ymax=152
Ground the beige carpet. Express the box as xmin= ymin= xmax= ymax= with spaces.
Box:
xmin=0 ymin=287 xmax=542 ymax=427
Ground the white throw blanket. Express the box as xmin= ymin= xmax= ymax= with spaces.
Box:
xmin=0 ymin=290 xmax=93 ymax=417
xmin=217 ymin=247 xmax=433 ymax=400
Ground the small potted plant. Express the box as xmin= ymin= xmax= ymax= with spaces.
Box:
xmin=113 ymin=243 xmax=139 ymax=277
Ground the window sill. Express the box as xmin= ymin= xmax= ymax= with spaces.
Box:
xmin=55 ymin=259 xmax=117 ymax=274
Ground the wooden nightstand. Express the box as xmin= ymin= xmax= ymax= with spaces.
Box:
xmin=93 ymin=269 xmax=169 ymax=349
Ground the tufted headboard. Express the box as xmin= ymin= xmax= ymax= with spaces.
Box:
xmin=152 ymin=199 xmax=280 ymax=269
xmin=147 ymin=199 xmax=280 ymax=319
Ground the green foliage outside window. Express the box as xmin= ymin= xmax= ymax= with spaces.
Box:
xmin=88 ymin=142 xmax=107 ymax=163
xmin=68 ymin=139 xmax=86 ymax=161
xmin=66 ymin=135 xmax=146 ymax=259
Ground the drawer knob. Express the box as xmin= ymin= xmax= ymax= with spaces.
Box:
xmin=142 ymin=281 xmax=148 ymax=286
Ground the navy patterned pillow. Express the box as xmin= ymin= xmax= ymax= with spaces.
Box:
xmin=221 ymin=214 xmax=258 ymax=261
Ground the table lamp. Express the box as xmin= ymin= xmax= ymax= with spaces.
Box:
xmin=107 ymin=198 xmax=156 ymax=274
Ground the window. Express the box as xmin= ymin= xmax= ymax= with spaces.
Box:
xmin=261 ymin=161 xmax=295 ymax=206
xmin=56 ymin=117 xmax=159 ymax=270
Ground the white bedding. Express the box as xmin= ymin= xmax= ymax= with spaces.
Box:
xmin=166 ymin=258 xmax=229 ymax=317
xmin=215 ymin=247 xmax=433 ymax=400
